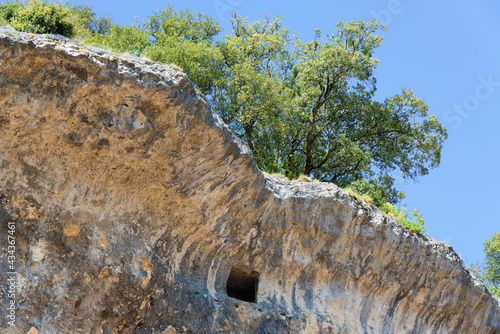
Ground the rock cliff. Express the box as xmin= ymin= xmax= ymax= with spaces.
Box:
xmin=0 ymin=26 xmax=499 ymax=333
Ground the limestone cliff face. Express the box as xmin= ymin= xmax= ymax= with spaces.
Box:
xmin=0 ymin=26 xmax=499 ymax=334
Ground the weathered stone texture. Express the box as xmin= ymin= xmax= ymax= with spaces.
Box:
xmin=0 ymin=26 xmax=499 ymax=333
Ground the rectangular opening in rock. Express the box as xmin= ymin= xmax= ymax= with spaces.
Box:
xmin=226 ymin=264 xmax=259 ymax=303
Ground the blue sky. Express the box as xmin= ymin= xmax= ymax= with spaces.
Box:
xmin=74 ymin=0 xmax=500 ymax=265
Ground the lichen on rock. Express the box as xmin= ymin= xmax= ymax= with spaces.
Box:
xmin=0 ymin=26 xmax=499 ymax=333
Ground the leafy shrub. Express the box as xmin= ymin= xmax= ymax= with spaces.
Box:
xmin=88 ymin=22 xmax=149 ymax=57
xmin=67 ymin=3 xmax=112 ymax=36
xmin=380 ymin=203 xmax=426 ymax=236
xmin=65 ymin=3 xmax=113 ymax=43
xmin=0 ymin=1 xmax=113 ymax=41
xmin=349 ymin=176 xmax=406 ymax=207
xmin=0 ymin=1 xmax=22 ymax=24
xmin=8 ymin=0 xmax=74 ymax=37
xmin=490 ymin=285 xmax=500 ymax=297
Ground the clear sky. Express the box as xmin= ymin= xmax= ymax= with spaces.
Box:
xmin=73 ymin=0 xmax=500 ymax=266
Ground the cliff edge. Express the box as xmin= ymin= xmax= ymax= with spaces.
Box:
xmin=0 ymin=26 xmax=499 ymax=333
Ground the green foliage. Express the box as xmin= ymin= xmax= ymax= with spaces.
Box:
xmin=89 ymin=22 xmax=149 ymax=57
xmin=211 ymin=15 xmax=448 ymax=191
xmin=0 ymin=1 xmax=22 ymax=24
xmin=490 ymin=285 xmax=500 ymax=297
xmin=146 ymin=5 xmax=221 ymax=43
xmin=349 ymin=176 xmax=401 ymax=207
xmin=65 ymin=3 xmax=112 ymax=41
xmin=484 ymin=232 xmax=500 ymax=296
xmin=7 ymin=0 xmax=74 ymax=37
xmin=472 ymin=232 xmax=500 ymax=297
xmin=142 ymin=5 xmax=224 ymax=94
xmin=0 ymin=1 xmax=112 ymax=40
xmin=380 ymin=203 xmax=426 ymax=236
xmin=347 ymin=180 xmax=426 ymax=236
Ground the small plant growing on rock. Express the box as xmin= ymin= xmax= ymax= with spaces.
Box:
xmin=347 ymin=185 xmax=426 ymax=236
xmin=297 ymin=174 xmax=314 ymax=182
xmin=345 ymin=187 xmax=373 ymax=206
xmin=380 ymin=202 xmax=426 ymax=236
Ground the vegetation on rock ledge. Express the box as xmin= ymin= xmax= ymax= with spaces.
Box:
xmin=472 ymin=232 xmax=500 ymax=297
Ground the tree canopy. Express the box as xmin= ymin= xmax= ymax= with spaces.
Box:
xmin=483 ymin=232 xmax=500 ymax=296
xmin=213 ymin=15 xmax=447 ymax=189
xmin=471 ymin=231 xmax=500 ymax=297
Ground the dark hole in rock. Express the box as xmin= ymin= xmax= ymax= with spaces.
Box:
xmin=74 ymin=299 xmax=81 ymax=308
xmin=226 ymin=264 xmax=259 ymax=303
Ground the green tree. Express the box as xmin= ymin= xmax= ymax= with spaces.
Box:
xmin=143 ymin=5 xmax=224 ymax=94
xmin=66 ymin=3 xmax=113 ymax=41
xmin=88 ymin=22 xmax=149 ymax=57
xmin=471 ymin=232 xmax=500 ymax=297
xmin=215 ymin=14 xmax=296 ymax=172
xmin=483 ymin=232 xmax=500 ymax=296
xmin=214 ymin=16 xmax=447 ymax=190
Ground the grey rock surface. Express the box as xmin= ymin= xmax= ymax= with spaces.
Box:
xmin=0 ymin=27 xmax=499 ymax=333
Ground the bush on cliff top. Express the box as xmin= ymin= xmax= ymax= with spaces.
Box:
xmin=0 ymin=1 xmax=112 ymax=39
xmin=0 ymin=1 xmax=22 ymax=24
xmin=1 ymin=0 xmax=74 ymax=37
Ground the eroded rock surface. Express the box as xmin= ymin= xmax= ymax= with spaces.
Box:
xmin=0 ymin=26 xmax=499 ymax=333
